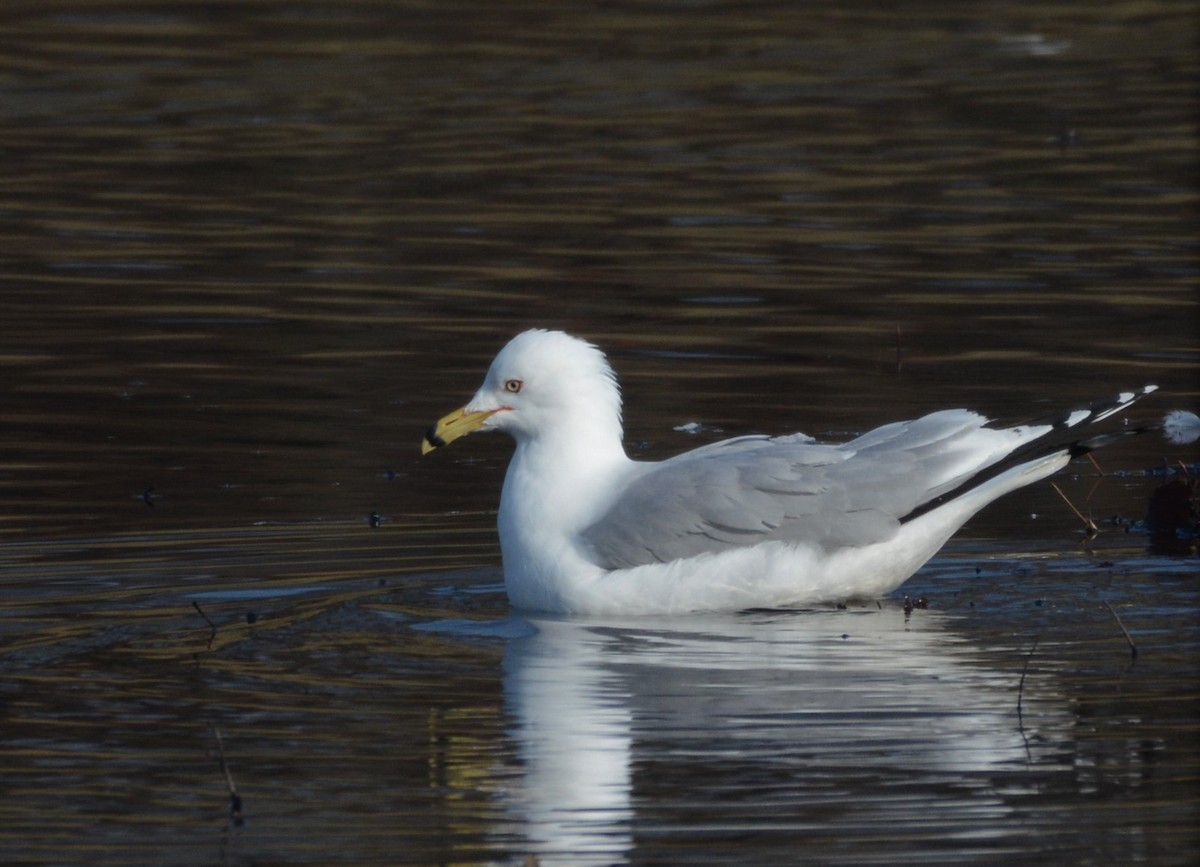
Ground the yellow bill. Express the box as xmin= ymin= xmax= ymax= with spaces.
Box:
xmin=421 ymin=406 xmax=499 ymax=454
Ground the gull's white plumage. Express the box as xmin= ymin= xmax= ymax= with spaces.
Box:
xmin=423 ymin=329 xmax=1156 ymax=615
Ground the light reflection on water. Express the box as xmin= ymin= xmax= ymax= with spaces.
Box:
xmin=0 ymin=0 xmax=1197 ymax=863
xmin=500 ymin=609 xmax=1065 ymax=866
xmin=2 ymin=528 xmax=1195 ymax=865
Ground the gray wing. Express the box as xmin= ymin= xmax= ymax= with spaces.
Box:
xmin=580 ymin=411 xmax=994 ymax=569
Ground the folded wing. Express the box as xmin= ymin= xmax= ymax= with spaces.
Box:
xmin=580 ymin=386 xmax=1157 ymax=571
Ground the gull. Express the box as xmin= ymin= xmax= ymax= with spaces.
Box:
xmin=422 ymin=329 xmax=1156 ymax=615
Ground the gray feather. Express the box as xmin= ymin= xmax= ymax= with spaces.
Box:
xmin=580 ymin=416 xmax=986 ymax=570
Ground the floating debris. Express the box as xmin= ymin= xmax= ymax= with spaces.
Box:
xmin=1163 ymin=410 xmax=1199 ymax=445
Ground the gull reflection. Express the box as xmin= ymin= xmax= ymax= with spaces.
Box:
xmin=498 ymin=605 xmax=1068 ymax=865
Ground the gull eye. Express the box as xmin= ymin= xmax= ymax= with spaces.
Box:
xmin=504 ymin=378 xmax=523 ymax=394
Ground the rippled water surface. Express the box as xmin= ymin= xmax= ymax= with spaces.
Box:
xmin=1 ymin=1 xmax=1197 ymax=864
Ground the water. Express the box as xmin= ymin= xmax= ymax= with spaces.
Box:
xmin=1 ymin=1 xmax=1197 ymax=864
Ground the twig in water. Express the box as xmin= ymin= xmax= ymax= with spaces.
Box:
xmin=193 ymin=600 xmax=217 ymax=650
xmin=1017 ymin=636 xmax=1039 ymax=731
xmin=214 ymin=726 xmax=244 ymax=826
xmin=1016 ymin=636 xmax=1039 ymax=765
xmin=1051 ymin=482 xmax=1098 ymax=535
xmin=1103 ymin=600 xmax=1138 ymax=661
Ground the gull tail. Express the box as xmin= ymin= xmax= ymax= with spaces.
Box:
xmin=901 ymin=385 xmax=1159 ymax=524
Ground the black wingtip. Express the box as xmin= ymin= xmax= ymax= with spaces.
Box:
xmin=901 ymin=385 xmax=1159 ymax=525
xmin=1014 ymin=385 xmax=1158 ymax=433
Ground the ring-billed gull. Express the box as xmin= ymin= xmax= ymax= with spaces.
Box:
xmin=422 ymin=329 xmax=1157 ymax=615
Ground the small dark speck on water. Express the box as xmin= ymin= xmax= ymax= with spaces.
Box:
xmin=245 ymin=612 xmax=257 ymax=624
xmin=368 ymin=512 xmax=382 ymax=527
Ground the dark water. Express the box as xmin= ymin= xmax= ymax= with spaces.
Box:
xmin=1 ymin=1 xmax=1197 ymax=864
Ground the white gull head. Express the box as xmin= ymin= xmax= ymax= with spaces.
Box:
xmin=464 ymin=329 xmax=623 ymax=448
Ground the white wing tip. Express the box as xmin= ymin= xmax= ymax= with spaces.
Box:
xmin=1086 ymin=384 xmax=1158 ymax=425
xmin=1119 ymin=385 xmax=1158 ymax=403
